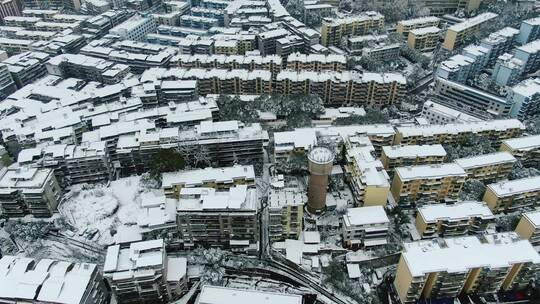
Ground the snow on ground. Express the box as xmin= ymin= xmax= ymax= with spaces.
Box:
xmin=59 ymin=176 xmax=142 ymax=246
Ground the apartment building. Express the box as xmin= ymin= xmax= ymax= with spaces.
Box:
xmin=2 ymin=51 xmax=50 ymax=88
xmin=82 ymin=10 xmax=130 ymax=38
xmin=483 ymin=175 xmax=540 ymax=212
xmin=415 ymin=201 xmax=495 ymax=238
xmin=0 ymin=255 xmax=109 ymax=304
xmin=517 ymin=16 xmax=540 ymax=44
xmin=286 ymin=53 xmax=346 ymax=72
xmin=0 ymin=166 xmax=61 ymax=217
xmin=197 ymin=286 xmax=303 ymax=304
xmin=176 ymin=185 xmax=259 ymax=252
xmin=508 ymin=78 xmax=540 ymax=121
xmin=257 ymin=28 xmax=289 ymax=55
xmin=394 ymin=233 xmax=540 ymax=304
xmin=420 ymin=100 xmax=483 ymax=124
xmin=3 ymin=15 xmax=40 ymax=28
xmin=394 ymin=119 xmax=525 ymax=147
xmin=268 ymin=188 xmax=305 ymax=241
xmin=380 ymin=144 xmax=446 ymax=172
xmin=443 ymin=13 xmax=498 ymax=51
xmin=345 ymin=142 xmax=390 ymax=207
xmin=408 ymin=26 xmax=440 ymax=52
xmin=161 ymin=165 xmax=255 ymax=198
xmin=418 ymin=0 xmax=481 ymax=16
xmin=436 ymin=54 xmax=478 ymax=83
xmin=46 ymin=54 xmax=130 ymax=84
xmin=342 ymin=206 xmax=389 ymax=249
xmin=274 ymin=70 xmax=406 ymax=106
xmin=391 ymin=163 xmax=467 ymax=204
xmin=514 ymin=39 xmax=540 ymax=74
xmin=172 ymin=54 xmax=282 ymax=77
xmin=480 ymin=27 xmax=519 ymax=66
xmin=396 ymin=16 xmax=440 ymax=37
xmin=515 ymin=211 xmax=540 ymax=248
xmin=346 ymin=34 xmax=387 ymax=54
xmin=109 ymin=15 xmax=156 ymax=41
xmin=500 ymin=134 xmax=540 ymax=168
xmin=0 ymin=0 xmax=21 ymax=24
xmin=362 ymin=43 xmax=401 ymax=61
xmin=320 ymin=11 xmax=384 ymax=46
xmin=104 ymin=239 xmax=187 ymax=304
xmin=434 ymin=77 xmax=511 ymax=119
xmin=492 ymin=53 xmax=524 ymax=87
xmin=0 ymin=63 xmax=16 ymax=98
xmin=454 ymin=152 xmax=516 ymax=182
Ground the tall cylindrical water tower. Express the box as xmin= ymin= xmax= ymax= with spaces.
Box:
xmin=307 ymin=146 xmax=334 ymax=213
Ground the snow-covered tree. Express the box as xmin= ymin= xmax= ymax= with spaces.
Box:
xmin=525 ymin=114 xmax=540 ymax=135
xmin=216 ymin=95 xmax=259 ymax=123
xmin=333 ymin=107 xmax=390 ymax=125
xmin=459 ymin=179 xmax=486 ymax=201
xmin=509 ymin=161 xmax=540 ymax=180
xmin=443 ymin=134 xmax=495 ymax=161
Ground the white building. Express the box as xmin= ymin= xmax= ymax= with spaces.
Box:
xmin=197 ymin=286 xmax=303 ymax=304
xmin=508 ymin=78 xmax=540 ymax=120
xmin=109 ymin=15 xmax=157 ymax=41
xmin=342 ymin=206 xmax=389 ymax=249
xmin=421 ymin=100 xmax=483 ymax=124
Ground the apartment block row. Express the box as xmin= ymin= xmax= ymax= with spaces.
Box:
xmin=500 ymin=134 xmax=540 ymax=167
xmin=320 ymin=11 xmax=384 ymax=46
xmin=394 ymin=233 xmax=540 ymax=304
xmin=45 ymin=53 xmax=131 ymax=84
xmin=443 ymin=12 xmax=498 ymax=51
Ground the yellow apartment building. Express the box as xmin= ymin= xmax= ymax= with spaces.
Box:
xmin=161 ymin=165 xmax=256 ymax=198
xmin=397 ymin=16 xmax=440 ymax=37
xmin=415 ymin=201 xmax=494 ymax=238
xmin=483 ymin=175 xmax=540 ymax=212
xmin=500 ymin=134 xmax=540 ymax=168
xmin=442 ymin=12 xmax=498 ymax=50
xmin=320 ymin=12 xmax=384 ymax=46
xmin=408 ymin=26 xmax=441 ymax=52
xmin=394 ymin=233 xmax=540 ymax=304
xmin=391 ymin=163 xmax=467 ymax=203
xmin=515 ymin=211 xmax=540 ymax=248
xmin=454 ymin=151 xmax=516 ymax=183
xmin=380 ymin=144 xmax=446 ymax=172
xmin=394 ymin=119 xmax=525 ymax=146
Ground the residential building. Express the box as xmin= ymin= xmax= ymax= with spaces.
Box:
xmin=176 ymin=185 xmax=259 ymax=252
xmin=161 ymin=165 xmax=255 ymax=198
xmin=268 ymin=189 xmax=305 ymax=241
xmin=320 ymin=12 xmax=384 ymax=46
xmin=434 ymin=77 xmax=512 ymax=119
xmin=0 ymin=166 xmax=61 ymax=217
xmin=394 ymin=119 xmax=525 ymax=147
xmin=380 ymin=144 xmax=446 ymax=172
xmin=396 ymin=16 xmax=440 ymax=37
xmin=517 ymin=16 xmax=540 ymax=44
xmin=436 ymin=54 xmax=476 ymax=83
xmin=417 ymin=0 xmax=481 ymax=16
xmin=104 ymin=239 xmax=187 ymax=304
xmin=197 ymin=286 xmax=303 ymax=304
xmin=390 ymin=163 xmax=467 ymax=203
xmin=454 ymin=152 xmax=516 ymax=182
xmin=345 ymin=34 xmax=387 ymax=54
xmin=442 ymin=13 xmax=498 ymax=51
xmin=500 ymin=134 xmax=540 ymax=168
xmin=415 ymin=201 xmax=494 ymax=238
xmin=420 ymin=100 xmax=483 ymax=124
xmin=362 ymin=43 xmax=401 ymax=61
xmin=46 ymin=54 xmax=130 ymax=84
xmin=394 ymin=233 xmax=540 ymax=304
xmin=345 ymin=140 xmax=390 ymax=207
xmin=109 ymin=15 xmax=156 ymax=41
xmin=515 ymin=211 xmax=540 ymax=247
xmin=483 ymin=175 xmax=540 ymax=212
xmin=286 ymin=53 xmax=346 ymax=72
xmin=508 ymin=78 xmax=540 ymax=120
xmin=342 ymin=206 xmax=389 ymax=249
xmin=0 ymin=255 xmax=109 ymax=304
xmin=514 ymin=39 xmax=540 ymax=74
xmin=480 ymin=27 xmax=520 ymax=66
xmin=172 ymin=54 xmax=282 ymax=77
xmin=257 ymin=28 xmax=289 ymax=55
xmin=492 ymin=53 xmax=524 ymax=87
xmin=0 ymin=0 xmax=22 ymax=24
xmin=0 ymin=63 xmax=16 ymax=98
xmin=2 ymin=51 xmax=50 ymax=88
xmin=407 ymin=26 xmax=440 ymax=52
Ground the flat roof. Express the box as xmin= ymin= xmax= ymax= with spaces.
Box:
xmin=197 ymin=286 xmax=303 ymax=304
xmin=382 ymin=144 xmax=446 ymax=159
xmin=396 ymin=163 xmax=466 ymax=181
xmin=161 ymin=165 xmax=254 ymax=188
xmin=454 ymin=151 xmax=516 ymax=169
xmin=487 ymin=175 xmax=540 ymax=197
xmin=344 ymin=206 xmax=389 ymax=226
xmin=419 ymin=201 xmax=494 ymax=222
xmin=502 ymin=135 xmax=540 ymax=151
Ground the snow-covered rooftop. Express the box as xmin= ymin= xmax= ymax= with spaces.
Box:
xmin=396 ymin=119 xmax=524 ymax=138
xmin=402 ymin=233 xmax=540 ymax=277
xmin=395 ymin=163 xmax=467 ymax=181
xmin=448 ymin=12 xmax=498 ymax=32
xmin=343 ymin=206 xmax=389 ymax=226
xmin=454 ymin=151 xmax=516 ymax=169
xmin=161 ymin=165 xmax=255 ymax=188
xmin=104 ymin=239 xmax=165 ymax=280
xmin=486 ymin=175 xmax=540 ymax=197
xmin=382 ymin=144 xmax=446 ymax=159
xmin=418 ymin=201 xmax=494 ymax=222
xmin=502 ymin=134 xmax=540 ymax=151
xmin=198 ymin=286 xmax=303 ymax=304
